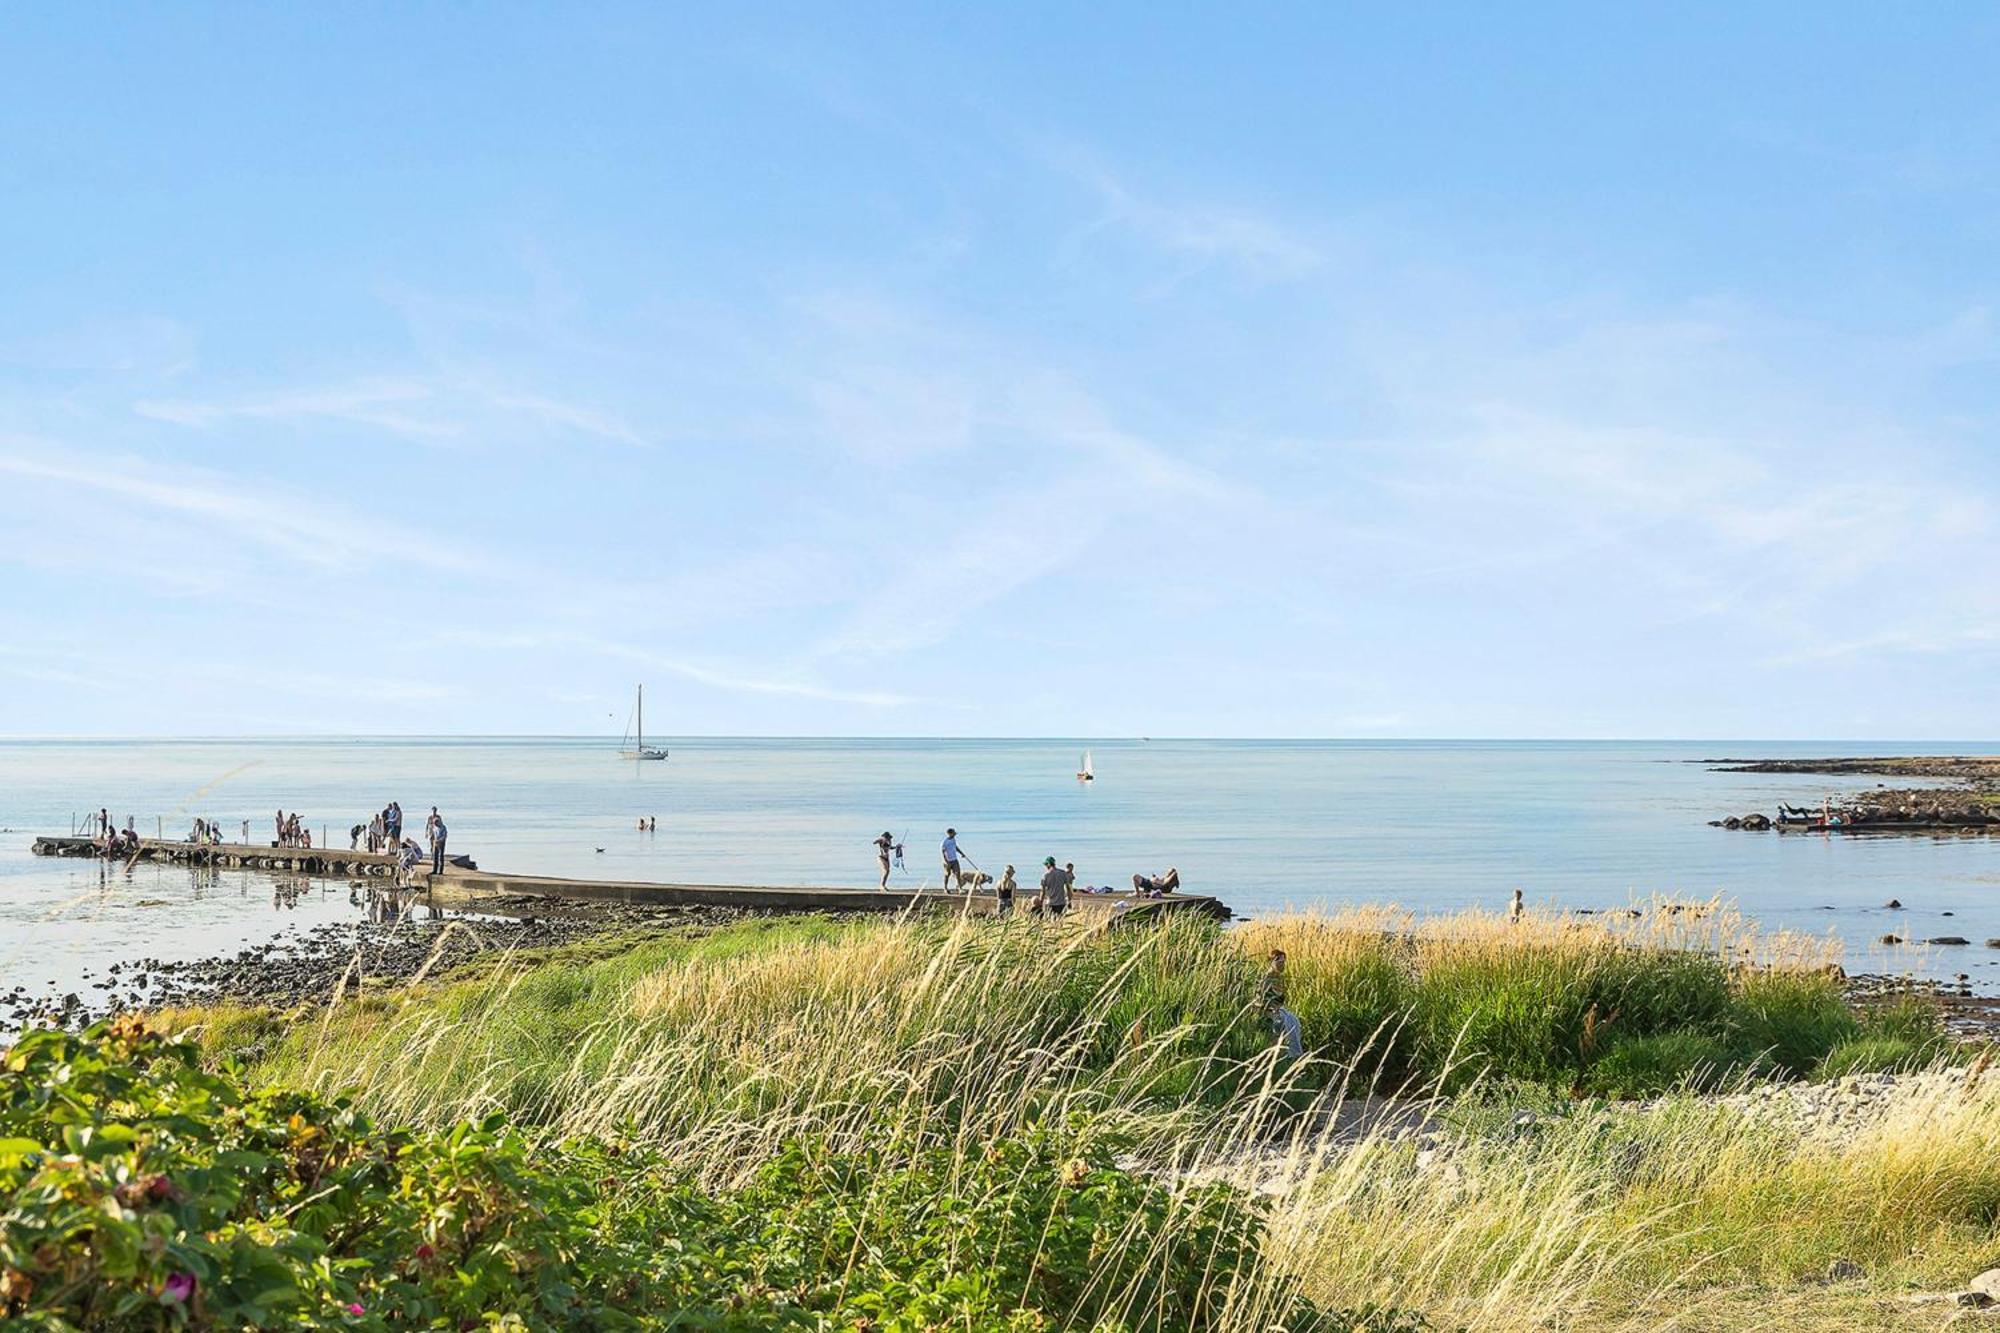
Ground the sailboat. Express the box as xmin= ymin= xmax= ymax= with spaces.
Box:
xmin=1076 ymin=748 xmax=1094 ymax=782
xmin=618 ymin=684 xmax=669 ymax=761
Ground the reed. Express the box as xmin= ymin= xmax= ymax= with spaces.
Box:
xmin=159 ymin=903 xmax=1981 ymax=1330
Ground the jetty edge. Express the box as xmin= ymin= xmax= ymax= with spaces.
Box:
xmin=28 ymin=834 xmax=1230 ymax=924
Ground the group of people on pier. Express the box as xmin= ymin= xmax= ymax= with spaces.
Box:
xmin=81 ymin=799 xmax=450 ymax=883
xmin=274 ymin=810 xmax=313 ymax=849
xmin=872 ymin=827 xmax=1184 ymax=917
xmin=349 ymin=803 xmax=449 ymax=880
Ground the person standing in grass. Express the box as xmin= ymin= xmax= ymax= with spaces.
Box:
xmin=995 ymin=864 xmax=1017 ymax=917
xmin=1038 ymin=856 xmax=1069 ymax=916
xmin=1264 ymin=949 xmax=1303 ymax=1058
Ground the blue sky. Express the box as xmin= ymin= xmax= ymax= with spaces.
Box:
xmin=2 ymin=5 xmax=1997 ymax=737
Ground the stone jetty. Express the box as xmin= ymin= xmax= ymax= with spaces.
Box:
xmin=29 ymin=835 xmax=1230 ymax=924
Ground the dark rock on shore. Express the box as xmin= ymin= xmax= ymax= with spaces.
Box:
xmin=1702 ymin=756 xmax=2000 ymax=786
xmin=1 ymin=892 xmax=751 ymax=1031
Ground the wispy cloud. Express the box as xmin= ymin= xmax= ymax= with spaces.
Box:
xmin=0 ymin=315 xmax=197 ymax=378
xmin=1041 ymin=143 xmax=1324 ymax=281
xmin=136 ymin=374 xmax=647 ymax=449
xmin=136 ymin=377 xmax=462 ymax=442
xmin=433 ymin=629 xmax=917 ymax=708
xmin=0 ymin=436 xmax=492 ymax=577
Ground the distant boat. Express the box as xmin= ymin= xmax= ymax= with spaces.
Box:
xmin=619 ymin=684 xmax=668 ymax=762
xmin=1077 ymin=748 xmax=1094 ymax=782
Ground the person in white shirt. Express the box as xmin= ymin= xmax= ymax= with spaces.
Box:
xmin=940 ymin=828 xmax=965 ymax=891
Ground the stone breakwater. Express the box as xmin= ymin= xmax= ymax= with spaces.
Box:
xmin=0 ymin=897 xmax=745 ymax=1032
xmin=1701 ymin=756 xmax=2000 ymax=833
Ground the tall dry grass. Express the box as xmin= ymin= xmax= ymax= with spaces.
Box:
xmin=181 ymin=905 xmax=1989 ymax=1330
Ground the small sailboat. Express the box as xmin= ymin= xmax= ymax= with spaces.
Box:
xmin=618 ymin=684 xmax=668 ymax=762
xmin=1076 ymin=748 xmax=1094 ymax=782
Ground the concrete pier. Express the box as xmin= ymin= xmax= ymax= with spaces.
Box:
xmin=30 ymin=835 xmax=1231 ymax=923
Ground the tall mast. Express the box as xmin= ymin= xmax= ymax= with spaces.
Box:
xmin=637 ymin=684 xmax=644 ymax=749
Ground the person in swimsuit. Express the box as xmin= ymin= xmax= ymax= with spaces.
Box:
xmin=875 ymin=831 xmax=895 ymax=890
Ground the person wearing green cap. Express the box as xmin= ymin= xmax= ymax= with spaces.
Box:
xmin=1038 ymin=856 xmax=1070 ymax=916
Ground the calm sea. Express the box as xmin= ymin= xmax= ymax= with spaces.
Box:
xmin=5 ymin=738 xmax=1999 ymax=1003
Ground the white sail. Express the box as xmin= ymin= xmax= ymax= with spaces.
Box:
xmin=1078 ymin=748 xmax=1094 ymax=780
xmin=619 ymin=684 xmax=668 ymax=761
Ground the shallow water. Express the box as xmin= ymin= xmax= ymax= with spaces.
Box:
xmin=4 ymin=737 xmax=1999 ymax=1006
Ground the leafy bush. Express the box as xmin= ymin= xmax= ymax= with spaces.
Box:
xmin=1732 ymin=971 xmax=1859 ymax=1077
xmin=1584 ymin=1029 xmax=1738 ymax=1097
xmin=1815 ymin=1036 xmax=1929 ymax=1078
xmin=1 ymin=1021 xmax=1407 ymax=1332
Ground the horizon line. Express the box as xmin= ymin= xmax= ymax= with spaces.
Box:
xmin=2 ymin=733 xmax=1999 ymax=747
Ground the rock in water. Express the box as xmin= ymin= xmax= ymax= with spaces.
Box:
xmin=1927 ymin=937 xmax=1970 ymax=946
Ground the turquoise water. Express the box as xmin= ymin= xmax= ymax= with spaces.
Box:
xmin=5 ymin=738 xmax=2000 ymax=1002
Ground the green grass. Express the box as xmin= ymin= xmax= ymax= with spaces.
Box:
xmin=128 ymin=903 xmax=1998 ymax=1331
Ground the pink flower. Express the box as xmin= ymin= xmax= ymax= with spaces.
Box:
xmin=161 ymin=1272 xmax=196 ymax=1304
xmin=346 ymin=1302 xmax=365 ymax=1316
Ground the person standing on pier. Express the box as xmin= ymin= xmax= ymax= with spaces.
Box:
xmin=429 ymin=811 xmax=448 ymax=876
xmin=875 ymin=831 xmax=894 ymax=890
xmin=941 ymin=828 xmax=966 ymax=891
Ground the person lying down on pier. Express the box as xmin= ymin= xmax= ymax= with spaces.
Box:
xmin=1131 ymin=867 xmax=1180 ymax=896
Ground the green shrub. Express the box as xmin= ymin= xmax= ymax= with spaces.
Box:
xmin=1585 ymin=1029 xmax=1740 ymax=1098
xmin=1731 ymin=971 xmax=1859 ymax=1077
xmin=1816 ymin=1036 xmax=1931 ymax=1078
xmin=0 ymin=1021 xmax=1407 ymax=1332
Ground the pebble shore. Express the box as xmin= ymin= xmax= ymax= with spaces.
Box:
xmin=1 ymin=892 xmax=745 ymax=1031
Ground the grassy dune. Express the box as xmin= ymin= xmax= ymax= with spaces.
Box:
xmin=103 ymin=905 xmax=1996 ymax=1328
